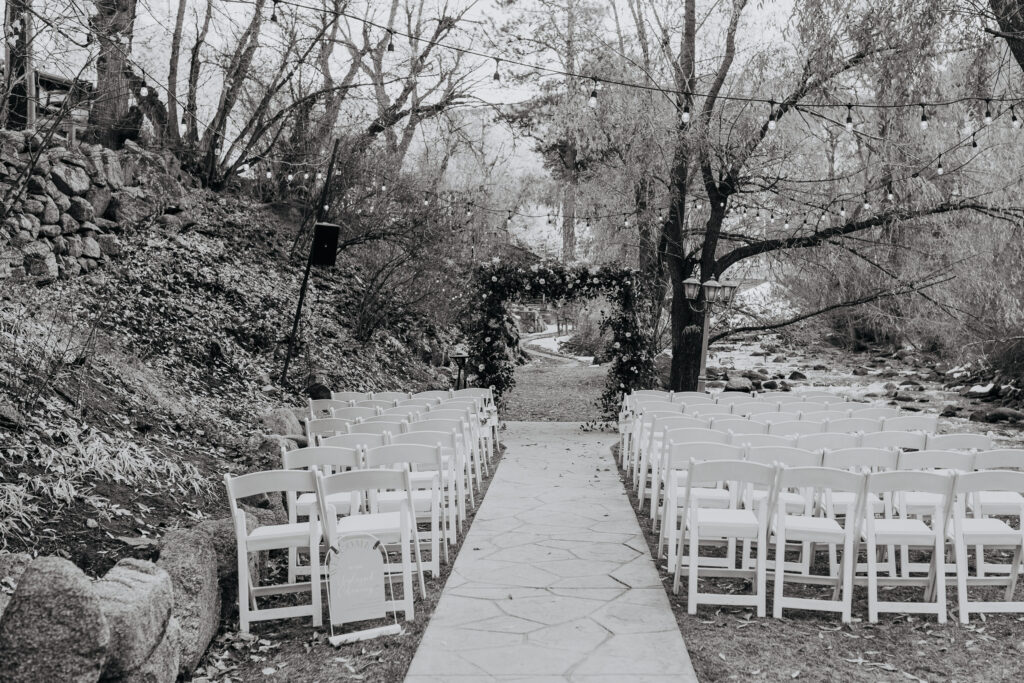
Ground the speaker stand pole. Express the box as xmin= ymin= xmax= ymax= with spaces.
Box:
xmin=280 ymin=138 xmax=341 ymax=387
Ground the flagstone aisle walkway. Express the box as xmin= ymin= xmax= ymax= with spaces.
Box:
xmin=404 ymin=422 xmax=697 ymax=682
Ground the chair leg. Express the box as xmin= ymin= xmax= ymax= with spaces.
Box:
xmin=237 ymin=543 xmax=251 ymax=633
xmin=756 ymin=525 xmax=768 ymax=618
xmin=841 ymin=536 xmax=855 ymax=623
xmin=866 ymin=530 xmax=879 ymax=624
xmin=310 ymin=541 xmax=322 ymax=627
xmin=401 ymin=517 xmax=414 ymax=621
xmin=955 ymin=537 xmax=969 ymax=624
xmin=772 ymin=524 xmax=786 ymax=619
xmin=934 ymin=535 xmax=947 ymax=624
xmin=288 ymin=547 xmax=298 ymax=585
xmin=687 ymin=526 xmax=699 ymax=613
xmin=1004 ymin=547 xmax=1023 ymax=600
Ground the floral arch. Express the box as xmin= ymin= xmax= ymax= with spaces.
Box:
xmin=467 ymin=260 xmax=657 ymax=416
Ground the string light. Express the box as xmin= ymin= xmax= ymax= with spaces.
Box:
xmin=265 ymin=170 xmax=272 ymax=179
xmin=588 ymin=78 xmax=598 ymax=109
xmin=1013 ymin=106 xmax=1021 ymax=129
xmin=681 ymin=103 xmax=690 ymax=124
xmin=845 ymin=104 xmax=853 ymax=132
xmin=839 ymin=202 xmax=846 ymax=218
xmin=919 ymin=104 xmax=928 ymax=131
xmin=984 ymin=100 xmax=992 ymax=125
xmin=863 ymin=196 xmax=871 ymax=211
xmin=303 ymin=172 xmax=309 ymax=180
xmin=784 ymin=219 xmax=790 ymax=230
xmin=387 ymin=29 xmax=395 ymax=52
xmin=887 ymin=187 xmax=895 ymax=202
xmin=936 ymin=155 xmax=944 ymax=175
xmin=287 ymin=173 xmax=293 ymax=181
xmin=139 ymin=86 xmax=149 ymax=97
xmin=767 ymin=101 xmax=776 ymax=130
xmin=493 ymin=58 xmax=501 ymax=81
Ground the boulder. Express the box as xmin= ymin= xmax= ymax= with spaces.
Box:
xmin=94 ymin=216 xmax=120 ymax=233
xmin=110 ymin=190 xmax=155 ymax=225
xmin=984 ymin=407 xmax=1024 ymax=423
xmin=0 ymin=553 xmax=32 ymax=619
xmin=0 ymin=248 xmax=23 ymax=278
xmin=39 ymin=223 xmax=61 ymax=238
xmin=760 ymin=379 xmax=779 ymax=391
xmin=852 ymin=367 xmax=869 ymax=376
xmin=22 ymin=197 xmax=43 ymax=216
xmin=93 ymin=558 xmax=173 ymax=679
xmin=69 ymin=196 xmax=95 ymax=222
xmin=194 ymin=514 xmax=262 ymax=584
xmin=60 ymin=212 xmax=80 ymax=234
xmin=26 ymin=175 xmax=46 ymax=195
xmin=260 ymin=407 xmax=303 ymax=436
xmin=66 ymin=234 xmax=83 ymax=257
xmin=97 ymin=234 xmax=123 ymax=257
xmin=788 ymin=371 xmax=807 ymax=380
xmin=121 ymin=617 xmax=180 ymax=683
xmin=102 ymin=149 xmax=126 ymax=189
xmin=0 ymin=556 xmax=110 ymax=682
xmin=41 ymin=196 xmax=59 ymax=224
xmin=157 ymin=529 xmax=220 ymax=675
xmin=724 ymin=376 xmax=754 ymax=393
xmin=82 ymin=235 xmax=102 ymax=259
xmin=50 ymin=162 xmax=91 ymax=196
xmin=940 ymin=404 xmax=960 ymax=418
xmin=772 ymin=355 xmax=787 ymax=363
xmin=966 ymin=383 xmax=998 ymax=399
xmin=25 ymin=250 xmax=58 ymax=279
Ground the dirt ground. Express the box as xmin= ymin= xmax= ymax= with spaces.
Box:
xmin=502 ymin=351 xmax=608 ymax=423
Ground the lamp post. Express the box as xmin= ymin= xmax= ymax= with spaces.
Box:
xmin=680 ymin=275 xmax=739 ymax=391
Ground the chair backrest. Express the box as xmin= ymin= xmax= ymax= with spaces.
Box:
xmin=331 ymin=407 xmax=379 ymax=421
xmin=413 ymin=390 xmax=451 ymax=401
xmin=687 ymin=459 xmax=776 ymax=489
xmin=731 ymin=401 xmax=778 ymax=416
xmin=746 ymin=445 xmax=822 ymax=467
xmin=316 ymin=469 xmax=411 ymax=522
xmin=372 ymin=391 xmax=412 ymax=401
xmin=954 ymin=469 xmax=1024 ymax=496
xmin=400 ymin=398 xmax=443 ymax=409
xmin=690 ymin=404 xmax=734 ymax=417
xmin=309 ymin=399 xmax=353 ymax=419
xmin=861 ymin=430 xmax=927 ymax=451
xmin=671 ymin=391 xmax=714 ymax=404
xmin=826 ymin=417 xmax=883 ymax=434
xmin=305 ymin=418 xmax=352 ymax=439
xmin=767 ymin=420 xmax=822 ymax=436
xmin=362 ymin=415 xmax=409 ymax=425
xmin=799 ymin=391 xmax=845 ymax=401
xmin=924 ymin=432 xmax=993 ymax=452
xmin=822 ymin=447 xmax=898 ymax=471
xmin=777 ymin=465 xmax=866 ymax=495
xmin=710 ymin=418 xmax=766 ymax=435
xmin=451 ymin=388 xmax=493 ymax=403
xmin=750 ymin=411 xmax=801 ymax=423
xmin=225 ymin=470 xmax=316 ymax=520
xmin=714 ymin=393 xmax=754 ymax=405
xmin=356 ymin=399 xmax=398 ymax=410
xmin=772 ymin=394 xmax=808 ymax=403
xmin=729 ymin=433 xmax=796 ymax=448
xmin=973 ymin=449 xmax=1024 ymax=470
xmin=635 ymin=401 xmax=681 ymax=414
xmin=867 ymin=469 xmax=954 ymax=496
xmin=796 ymin=432 xmax=860 ymax=451
xmin=411 ymin=418 xmax=466 ymax=436
xmin=439 ymin=398 xmax=484 ymax=413
xmin=282 ymin=446 xmax=361 ymax=474
xmin=654 ymin=415 xmax=710 ymax=433
xmin=896 ymin=449 xmax=975 ymax=471
xmin=365 ymin=443 xmax=443 ymax=470
xmin=382 ymin=406 xmax=423 ymax=420
xmin=801 ymin=410 xmax=851 ymax=422
xmin=427 ymin=408 xmax=475 ymax=423
xmin=787 ymin=402 xmax=831 ymax=414
xmin=663 ymin=427 xmax=730 ymax=445
xmin=348 ymin=421 xmax=405 ymax=436
xmin=631 ymin=389 xmax=673 ymax=399
xmin=850 ymin=406 xmax=901 ymax=419
xmin=663 ymin=442 xmax=744 ymax=469
xmin=882 ymin=414 xmax=939 ymax=433
xmin=321 ymin=433 xmax=387 ymax=449
xmin=331 ymin=391 xmax=369 ymax=402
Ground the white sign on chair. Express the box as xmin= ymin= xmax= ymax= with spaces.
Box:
xmin=328 ymin=536 xmax=386 ymax=625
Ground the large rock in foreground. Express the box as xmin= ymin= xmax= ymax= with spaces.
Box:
xmin=158 ymin=528 xmax=221 ymax=675
xmin=0 ymin=556 xmax=110 ymax=682
xmin=93 ymin=558 xmax=173 ymax=679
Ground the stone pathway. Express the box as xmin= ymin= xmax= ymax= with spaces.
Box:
xmin=404 ymin=422 xmax=697 ymax=682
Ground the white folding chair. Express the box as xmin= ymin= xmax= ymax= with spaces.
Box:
xmin=827 ymin=417 xmax=883 ymax=434
xmin=658 ymin=442 xmax=745 ymax=568
xmin=412 ymin=418 xmax=479 ymax=502
xmin=315 ymin=468 xmax=424 ymax=621
xmin=884 ymin=414 xmax=939 ymax=433
xmin=750 ymin=411 xmax=801 ymax=423
xmin=714 ymin=393 xmax=755 ymax=405
xmin=768 ymin=420 xmax=822 ymax=436
xmin=647 ymin=427 xmax=730 ymax=515
xmin=224 ymin=470 xmax=322 ymax=632
xmin=372 ymin=391 xmax=412 ymax=402
xmin=731 ymin=433 xmax=796 ymax=448
xmin=731 ymin=401 xmax=779 ymax=417
xmin=349 ymin=421 xmax=406 ymax=437
xmin=309 ymin=399 xmax=354 ymax=420
xmin=671 ymin=391 xmax=714 ymax=404
xmin=691 ymin=404 xmax=734 ymax=418
xmin=356 ymin=399 xmax=398 ymax=410
xmin=399 ymin=397 xmax=443 ymax=410
xmin=773 ymin=394 xmax=808 ymax=403
xmin=365 ymin=444 xmax=448 ymax=576
xmin=926 ymin=432 xmax=994 ymax=451
xmin=321 ymin=433 xmax=387 ymax=449
xmin=642 ymin=415 xmax=714 ymax=509
xmin=306 ymin=417 xmax=354 ymax=444
xmin=861 ymin=470 xmax=955 ymax=623
xmin=772 ymin=466 xmax=867 ymax=623
xmin=363 ymin=414 xmax=412 ymax=424
xmin=788 ymin=402 xmax=832 ymax=415
xmin=802 ymin=410 xmax=852 ymax=423
xmin=331 ymin=407 xmax=380 ymax=422
xmin=851 ymin=406 xmax=901 ymax=419
xmin=952 ymin=470 xmax=1024 ymax=622
xmin=800 ymin=391 xmax=845 ymax=401
xmin=673 ymin=460 xmax=777 ymax=617
xmin=628 ymin=410 xmax=684 ymax=482
xmin=413 ymin=390 xmax=452 ymax=401
xmin=381 ymin=406 xmax=424 ymax=421
xmin=331 ymin=391 xmax=369 ymax=402
xmin=392 ymin=429 xmax=466 ymax=537
xmin=430 ymin=407 xmax=493 ymax=477
xmin=281 ymin=446 xmax=362 ymax=583
xmin=862 ymin=430 xmax=927 ymax=451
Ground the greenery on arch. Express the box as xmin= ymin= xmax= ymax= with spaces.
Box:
xmin=467 ymin=260 xmax=657 ymax=417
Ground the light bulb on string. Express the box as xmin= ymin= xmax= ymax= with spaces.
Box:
xmin=465 ymin=206 xmax=472 ymax=218
xmin=316 ymin=172 xmax=323 ymax=180
xmin=681 ymin=103 xmax=690 ymax=124
xmin=588 ymin=79 xmax=598 ymax=109
xmin=887 ymin=187 xmax=895 ymax=202
xmin=387 ymin=29 xmax=395 ymax=52
xmin=623 ymin=216 xmax=630 ymax=228
xmin=936 ymin=155 xmax=944 ymax=175
xmin=984 ymin=99 xmax=992 ymax=125
xmin=423 ymin=193 xmax=430 ymax=206
xmin=972 ymin=133 xmax=978 ymax=148
xmin=784 ymin=219 xmax=790 ymax=230
xmin=139 ymin=86 xmax=149 ymax=97
xmin=863 ymin=196 xmax=871 ymax=211
xmin=493 ymin=58 xmax=501 ymax=81
xmin=845 ymin=104 xmax=853 ymax=132
xmin=839 ymin=203 xmax=846 ymax=218
xmin=287 ymin=173 xmax=293 ymax=182
xmin=265 ymin=170 xmax=272 ymax=179
xmin=1013 ymin=106 xmax=1021 ymax=129
xmin=769 ymin=213 xmax=775 ymax=224
xmin=303 ymin=172 xmax=309 ymax=180
xmin=381 ymin=182 xmax=387 ymax=192
xmin=919 ymin=104 xmax=928 ymax=131
xmin=767 ymin=101 xmax=776 ymax=130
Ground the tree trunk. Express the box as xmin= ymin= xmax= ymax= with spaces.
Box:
xmin=166 ymin=0 xmax=187 ymax=146
xmin=4 ymin=0 xmax=34 ymax=130
xmin=184 ymin=0 xmax=212 ymax=146
xmin=990 ymin=0 xmax=1024 ymax=71
xmin=89 ymin=0 xmax=138 ymax=149
xmin=561 ymin=173 xmax=577 ymax=261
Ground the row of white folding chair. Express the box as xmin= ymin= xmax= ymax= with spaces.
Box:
xmin=668 ymin=461 xmax=1024 ymax=624
xmin=281 ymin=443 xmax=451 ymax=581
xmin=224 ymin=464 xmax=426 ymax=632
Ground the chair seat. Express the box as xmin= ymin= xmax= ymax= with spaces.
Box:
xmin=831 ymin=491 xmax=882 ymax=513
xmin=378 ymin=490 xmax=435 ymax=513
xmin=866 ymin=518 xmax=936 ymax=545
xmin=691 ymin=508 xmax=760 ymax=538
xmin=970 ymin=491 xmax=1024 ymax=516
xmin=902 ymin=492 xmax=946 ymax=514
xmin=750 ymin=489 xmax=807 ymax=513
xmin=670 ymin=486 xmax=731 ymax=511
xmin=295 ymin=492 xmax=357 ymax=516
xmin=335 ymin=511 xmax=404 ymax=537
xmin=248 ymin=523 xmax=316 ymax=552
xmin=780 ymin=515 xmax=845 ymax=543
xmin=408 ymin=471 xmax=442 ymax=487
xmin=953 ymin=518 xmax=1022 ymax=545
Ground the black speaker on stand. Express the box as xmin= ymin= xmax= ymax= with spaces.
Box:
xmin=310 ymin=222 xmax=340 ymax=267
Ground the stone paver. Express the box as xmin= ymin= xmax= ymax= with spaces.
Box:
xmin=405 ymin=422 xmax=696 ymax=682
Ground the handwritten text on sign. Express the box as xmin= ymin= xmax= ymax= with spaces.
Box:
xmin=329 ymin=536 xmax=386 ymax=625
